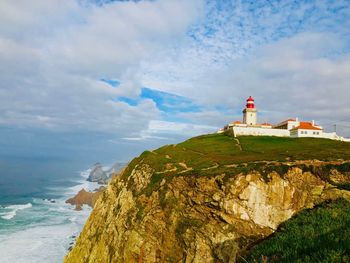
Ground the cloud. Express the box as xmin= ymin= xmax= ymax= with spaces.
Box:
xmin=116 ymin=87 xmax=202 ymax=113
xmin=0 ymin=0 xmax=203 ymax=139
xmin=214 ymin=33 xmax=350 ymax=115
xmin=143 ymin=29 xmax=350 ymax=137
xmin=50 ymin=0 xmax=204 ymax=80
xmin=1 ymin=0 xmax=350 ymax=163
xmin=188 ymin=32 xmax=350 ymax=136
xmin=141 ymin=0 xmax=350 ymax=99
xmin=122 ymin=120 xmax=216 ymax=141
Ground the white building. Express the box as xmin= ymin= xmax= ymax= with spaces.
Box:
xmin=290 ymin=122 xmax=323 ymax=138
xmin=222 ymin=96 xmax=350 ymax=142
xmin=274 ymin=118 xmax=300 ymax=130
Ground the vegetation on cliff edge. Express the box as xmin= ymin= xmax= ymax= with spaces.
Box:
xmin=120 ymin=134 xmax=350 ymax=196
xmin=240 ymin=198 xmax=350 ymax=263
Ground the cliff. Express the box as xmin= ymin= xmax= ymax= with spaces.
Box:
xmin=65 ymin=134 xmax=350 ymax=263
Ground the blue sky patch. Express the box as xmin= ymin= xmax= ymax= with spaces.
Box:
xmin=101 ymin=79 xmax=201 ymax=114
xmin=108 ymin=83 xmax=202 ymax=114
xmin=140 ymin=88 xmax=201 ymax=113
xmin=101 ymin=78 xmax=120 ymax=87
xmin=118 ymin=96 xmax=139 ymax=106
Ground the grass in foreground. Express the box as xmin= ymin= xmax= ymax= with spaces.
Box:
xmin=239 ymin=198 xmax=350 ymax=263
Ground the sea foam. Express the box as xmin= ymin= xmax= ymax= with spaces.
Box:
xmin=1 ymin=203 xmax=33 ymax=220
xmin=0 ymin=167 xmax=97 ymax=262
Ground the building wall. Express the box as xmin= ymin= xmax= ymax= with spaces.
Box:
xmin=274 ymin=120 xmax=300 ymax=130
xmin=290 ymin=129 xmax=323 ymax=138
xmin=243 ymin=109 xmax=257 ymax=125
xmin=287 ymin=121 xmax=300 ymax=130
xmin=290 ymin=130 xmax=349 ymax=141
xmin=226 ymin=126 xmax=350 ymax=142
xmin=322 ymin=132 xmax=349 ymax=141
xmin=231 ymin=127 xmax=290 ymax=137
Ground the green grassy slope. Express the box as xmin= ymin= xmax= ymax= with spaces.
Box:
xmin=116 ymin=134 xmax=350 ymax=261
xmin=120 ymin=134 xmax=350 ymax=193
xmin=159 ymin=134 xmax=350 ymax=166
xmin=239 ymin=198 xmax=350 ymax=263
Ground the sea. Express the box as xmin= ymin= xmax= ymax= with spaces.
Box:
xmin=0 ymin=157 xmax=104 ymax=263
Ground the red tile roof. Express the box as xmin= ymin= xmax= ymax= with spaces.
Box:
xmin=260 ymin=123 xmax=272 ymax=126
xmin=231 ymin=121 xmax=242 ymax=124
xmin=291 ymin=122 xmax=322 ymax=131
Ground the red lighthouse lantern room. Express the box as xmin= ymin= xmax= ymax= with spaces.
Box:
xmin=246 ymin=96 xmax=255 ymax=109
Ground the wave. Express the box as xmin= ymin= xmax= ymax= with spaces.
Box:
xmin=0 ymin=163 xmax=115 ymax=262
xmin=1 ymin=203 xmax=33 ymax=220
xmin=79 ymin=168 xmax=92 ymax=179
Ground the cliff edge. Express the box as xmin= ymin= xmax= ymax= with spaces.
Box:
xmin=65 ymin=134 xmax=350 ymax=263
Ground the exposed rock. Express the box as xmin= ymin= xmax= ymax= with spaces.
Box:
xmin=65 ymin=161 xmax=350 ymax=263
xmin=65 ymin=187 xmax=105 ymax=211
xmin=87 ymin=163 xmax=109 ymax=184
xmin=87 ymin=162 xmax=127 ymax=184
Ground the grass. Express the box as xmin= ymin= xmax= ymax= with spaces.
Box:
xmin=156 ymin=134 xmax=350 ymax=168
xmin=239 ymin=198 xmax=350 ymax=263
xmin=121 ymin=134 xmax=350 ymax=195
xmin=144 ymin=173 xmax=164 ymax=196
xmin=238 ymin=136 xmax=350 ymax=162
xmin=118 ymin=134 xmax=350 ymax=261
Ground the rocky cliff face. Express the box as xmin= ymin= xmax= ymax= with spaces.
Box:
xmin=65 ymin=160 xmax=350 ymax=263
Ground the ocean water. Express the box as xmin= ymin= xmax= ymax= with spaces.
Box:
xmin=0 ymin=157 xmax=101 ymax=263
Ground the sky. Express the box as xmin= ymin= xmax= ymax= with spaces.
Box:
xmin=0 ymin=0 xmax=350 ymax=165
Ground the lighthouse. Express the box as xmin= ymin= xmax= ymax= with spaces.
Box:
xmin=221 ymin=95 xmax=349 ymax=141
xmin=243 ymin=96 xmax=257 ymax=125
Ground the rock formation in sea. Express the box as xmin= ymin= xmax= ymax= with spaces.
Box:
xmin=87 ymin=162 xmax=126 ymax=184
xmin=87 ymin=163 xmax=109 ymax=184
xmin=65 ymin=187 xmax=104 ymax=211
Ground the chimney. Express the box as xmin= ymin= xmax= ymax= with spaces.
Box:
xmin=296 ymin=117 xmax=299 ymax=122
xmin=312 ymin=120 xmax=315 ymax=126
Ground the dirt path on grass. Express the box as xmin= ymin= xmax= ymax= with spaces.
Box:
xmin=178 ymin=162 xmax=193 ymax=174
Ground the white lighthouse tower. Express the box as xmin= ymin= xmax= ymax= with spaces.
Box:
xmin=243 ymin=96 xmax=257 ymax=125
